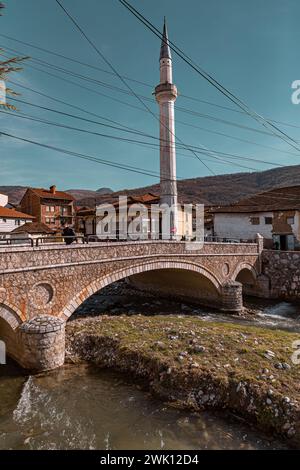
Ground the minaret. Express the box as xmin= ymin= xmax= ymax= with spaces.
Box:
xmin=155 ymin=18 xmax=178 ymax=236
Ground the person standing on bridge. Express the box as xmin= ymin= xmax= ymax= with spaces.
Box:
xmin=61 ymin=224 xmax=76 ymax=245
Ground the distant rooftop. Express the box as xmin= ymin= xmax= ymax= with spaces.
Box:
xmin=11 ymin=222 xmax=53 ymax=234
xmin=0 ymin=207 xmax=34 ymax=219
xmin=25 ymin=186 xmax=74 ymax=201
xmin=211 ymin=185 xmax=300 ymax=213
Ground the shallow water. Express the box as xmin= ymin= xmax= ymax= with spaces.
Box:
xmin=0 ymin=362 xmax=285 ymax=450
xmin=73 ymin=281 xmax=300 ymax=333
xmin=0 ymin=283 xmax=299 ymax=450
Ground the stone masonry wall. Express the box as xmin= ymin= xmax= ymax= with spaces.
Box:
xmin=262 ymin=250 xmax=300 ymax=300
xmin=0 ymin=241 xmax=260 ymax=323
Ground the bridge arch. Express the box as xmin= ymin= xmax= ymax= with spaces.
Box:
xmin=61 ymin=259 xmax=223 ymax=320
xmin=0 ymin=303 xmax=22 ymax=364
xmin=232 ymin=263 xmax=258 ymax=296
xmin=0 ymin=303 xmax=22 ymax=330
xmin=233 ymin=263 xmax=258 ymax=283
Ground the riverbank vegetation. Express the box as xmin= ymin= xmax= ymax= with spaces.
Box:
xmin=66 ymin=314 xmax=300 ymax=447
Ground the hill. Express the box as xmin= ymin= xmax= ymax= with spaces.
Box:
xmin=2 ymin=164 xmax=300 ymax=208
xmin=76 ymin=164 xmax=300 ymax=207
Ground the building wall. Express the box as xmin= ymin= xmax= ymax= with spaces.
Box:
xmin=21 ymin=190 xmax=74 ymax=229
xmin=214 ymin=211 xmax=300 ymax=250
xmin=0 ymin=217 xmax=31 ymax=233
xmin=214 ymin=212 xmax=274 ymax=240
xmin=177 ymin=207 xmax=193 ymax=238
xmin=0 ymin=194 xmax=8 ymax=207
xmin=21 ymin=191 xmax=41 ymax=223
xmin=41 ymin=202 xmax=74 ymax=229
xmin=262 ymin=250 xmax=300 ymax=299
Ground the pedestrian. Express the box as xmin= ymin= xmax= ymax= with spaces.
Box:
xmin=62 ymin=224 xmax=76 ymax=245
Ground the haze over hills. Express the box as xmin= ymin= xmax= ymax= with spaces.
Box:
xmin=2 ymin=164 xmax=300 ymax=208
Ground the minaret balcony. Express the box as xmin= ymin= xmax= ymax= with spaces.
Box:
xmin=154 ymin=83 xmax=178 ymax=102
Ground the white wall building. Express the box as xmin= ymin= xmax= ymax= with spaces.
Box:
xmin=211 ymin=186 xmax=300 ymax=250
xmin=0 ymin=193 xmax=8 ymax=207
xmin=0 ymin=208 xmax=34 ymax=234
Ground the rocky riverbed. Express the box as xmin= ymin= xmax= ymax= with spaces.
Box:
xmin=66 ymin=312 xmax=300 ymax=448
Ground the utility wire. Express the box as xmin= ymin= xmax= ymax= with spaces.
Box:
xmin=9 ymin=78 xmax=300 ymax=160
xmin=3 ymin=99 xmax=285 ymax=169
xmin=0 ymin=130 xmax=176 ymax=181
xmin=54 ymin=0 xmax=216 ymax=176
xmin=2 ymin=35 xmax=300 ymax=131
xmin=4 ymin=49 xmax=296 ymax=143
xmin=118 ymin=0 xmax=300 ymax=154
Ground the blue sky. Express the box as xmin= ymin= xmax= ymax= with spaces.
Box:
xmin=1 ymin=0 xmax=300 ymax=191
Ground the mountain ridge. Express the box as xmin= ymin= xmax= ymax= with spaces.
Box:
xmin=1 ymin=164 xmax=300 ymax=208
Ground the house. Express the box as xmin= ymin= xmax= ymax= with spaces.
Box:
xmin=10 ymin=222 xmax=54 ymax=244
xmin=76 ymin=207 xmax=97 ymax=238
xmin=0 ymin=193 xmax=34 ymax=234
xmin=76 ymin=193 xmax=195 ymax=240
xmin=20 ymin=185 xmax=75 ymax=231
xmin=211 ymin=185 xmax=300 ymax=250
xmin=88 ymin=193 xmax=194 ymax=240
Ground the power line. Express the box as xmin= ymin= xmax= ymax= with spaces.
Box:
xmin=118 ymin=0 xmax=300 ymax=154
xmin=2 ymin=129 xmax=300 ymax=204
xmin=2 ymin=35 xmax=300 ymax=131
xmin=1 ymin=127 xmax=299 ymax=203
xmin=1 ymin=105 xmax=285 ymax=171
xmin=54 ymin=0 xmax=216 ymax=176
xmin=4 ymin=48 xmax=298 ymax=145
xmin=0 ymin=130 xmax=176 ymax=181
xmin=0 ymin=33 xmax=151 ymax=88
xmin=9 ymin=77 xmax=300 ymax=161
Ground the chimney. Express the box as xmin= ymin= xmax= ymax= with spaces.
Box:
xmin=50 ymin=185 xmax=56 ymax=195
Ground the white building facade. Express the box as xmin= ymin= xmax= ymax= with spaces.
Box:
xmin=0 ymin=193 xmax=34 ymax=235
xmin=211 ymin=186 xmax=300 ymax=250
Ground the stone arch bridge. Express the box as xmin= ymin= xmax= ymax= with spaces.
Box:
xmin=0 ymin=238 xmax=265 ymax=370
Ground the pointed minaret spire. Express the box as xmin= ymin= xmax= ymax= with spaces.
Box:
xmin=160 ymin=17 xmax=172 ymax=60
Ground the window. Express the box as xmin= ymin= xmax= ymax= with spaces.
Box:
xmin=60 ymin=206 xmax=68 ymax=215
xmin=265 ymin=217 xmax=273 ymax=225
xmin=45 ymin=217 xmax=50 ymax=224
xmin=250 ymin=216 xmax=260 ymax=225
xmin=46 ymin=205 xmax=55 ymax=212
xmin=287 ymin=216 xmax=295 ymax=225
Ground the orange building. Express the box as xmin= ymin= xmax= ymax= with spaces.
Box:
xmin=20 ymin=185 xmax=75 ymax=230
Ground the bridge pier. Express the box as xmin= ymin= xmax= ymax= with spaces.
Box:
xmin=18 ymin=315 xmax=65 ymax=371
xmin=221 ymin=281 xmax=243 ymax=313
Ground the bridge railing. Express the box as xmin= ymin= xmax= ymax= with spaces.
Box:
xmin=35 ymin=236 xmax=87 ymax=246
xmin=0 ymin=234 xmax=256 ymax=249
xmin=0 ymin=237 xmax=34 ymax=247
xmin=84 ymin=234 xmax=253 ymax=244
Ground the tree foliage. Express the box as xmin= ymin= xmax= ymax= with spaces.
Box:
xmin=0 ymin=2 xmax=28 ymax=110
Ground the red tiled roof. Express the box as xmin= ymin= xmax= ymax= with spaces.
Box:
xmin=0 ymin=207 xmax=34 ymax=219
xmin=211 ymin=185 xmax=300 ymax=214
xmin=129 ymin=193 xmax=160 ymax=204
xmin=11 ymin=222 xmax=54 ymax=234
xmin=28 ymin=188 xmax=74 ymax=201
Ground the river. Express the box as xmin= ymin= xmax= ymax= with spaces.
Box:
xmin=0 ymin=281 xmax=299 ymax=450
